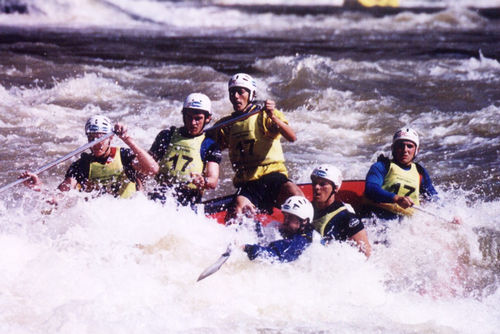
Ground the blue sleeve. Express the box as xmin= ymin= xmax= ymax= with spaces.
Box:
xmin=244 ymin=234 xmax=311 ymax=262
xmin=200 ymin=137 xmax=222 ymax=164
xmin=364 ymin=161 xmax=396 ymax=203
xmin=419 ymin=166 xmax=439 ymax=201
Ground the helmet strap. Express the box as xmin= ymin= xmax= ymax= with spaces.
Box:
xmin=325 ymin=180 xmax=337 ymax=203
xmin=326 ymin=190 xmax=335 ymax=203
xmin=297 ymin=218 xmax=308 ymax=233
xmin=103 ymin=142 xmax=112 ymax=157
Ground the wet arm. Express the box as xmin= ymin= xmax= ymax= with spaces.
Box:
xmin=265 ymin=100 xmax=296 ymax=142
xmin=57 ymin=177 xmax=78 ymax=192
xmin=420 ymin=167 xmax=439 ymax=201
xmin=204 ymin=161 xmax=219 ymax=189
xmin=323 ymin=211 xmax=371 ymax=257
xmin=349 ymin=229 xmax=371 ymax=258
xmin=127 ymin=138 xmax=159 ymax=176
xmin=192 ymin=139 xmax=221 ymax=190
xmin=269 ymin=114 xmax=296 ymax=142
xmin=20 ymin=171 xmax=43 ymax=192
xmin=116 ymin=123 xmax=159 ymax=176
xmin=191 ymin=161 xmax=219 ymax=191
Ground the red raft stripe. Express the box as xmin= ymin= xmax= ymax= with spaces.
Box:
xmin=203 ymin=180 xmax=366 ymax=225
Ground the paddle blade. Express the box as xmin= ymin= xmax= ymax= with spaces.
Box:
xmin=197 ymin=246 xmax=232 ymax=282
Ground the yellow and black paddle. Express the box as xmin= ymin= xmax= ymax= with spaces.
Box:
xmin=202 ymin=101 xmax=264 ymax=134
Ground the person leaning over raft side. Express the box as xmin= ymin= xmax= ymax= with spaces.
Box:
xmin=310 ymin=164 xmax=371 ymax=257
xmin=21 ymin=115 xmax=159 ymax=198
xmin=148 ymin=93 xmax=221 ymax=206
xmin=363 ymin=127 xmax=436 ymax=219
xmin=210 ymin=73 xmax=303 ymax=220
xmin=364 ymin=127 xmax=460 ymax=224
xmin=242 ymin=196 xmax=314 ymax=262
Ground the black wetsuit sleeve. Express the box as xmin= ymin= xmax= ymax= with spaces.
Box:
xmin=64 ymin=154 xmax=91 ymax=186
xmin=323 ymin=210 xmax=365 ymax=242
xmin=149 ymin=128 xmax=174 ymax=162
xmin=120 ymin=147 xmax=137 ymax=182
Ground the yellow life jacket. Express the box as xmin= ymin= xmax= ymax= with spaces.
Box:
xmin=88 ymin=147 xmax=136 ymax=198
xmin=312 ymin=206 xmax=347 ymax=236
xmin=157 ymin=128 xmax=205 ymax=190
xmin=373 ymin=162 xmax=421 ymax=216
xmin=226 ymin=106 xmax=288 ymax=184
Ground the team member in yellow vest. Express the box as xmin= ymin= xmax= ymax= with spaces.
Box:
xmin=148 ymin=93 xmax=221 ymax=206
xmin=364 ymin=127 xmax=439 ymax=219
xmin=212 ymin=73 xmax=303 ymax=220
xmin=21 ymin=115 xmax=159 ymax=198
xmin=311 ymin=165 xmax=371 ymax=257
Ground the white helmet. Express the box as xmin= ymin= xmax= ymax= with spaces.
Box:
xmin=310 ymin=164 xmax=343 ymax=190
xmin=183 ymin=93 xmax=211 ymax=115
xmin=85 ymin=115 xmax=113 ymax=135
xmin=393 ymin=127 xmax=420 ymax=151
xmin=281 ymin=196 xmax=314 ymax=223
xmin=228 ymin=73 xmax=257 ymax=102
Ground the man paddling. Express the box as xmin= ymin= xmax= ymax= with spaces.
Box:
xmin=242 ymin=196 xmax=314 ymax=262
xmin=211 ymin=73 xmax=303 ymax=220
xmin=148 ymin=93 xmax=221 ymax=206
xmin=310 ymin=165 xmax=371 ymax=257
xmin=364 ymin=127 xmax=461 ymax=223
xmin=21 ymin=115 xmax=158 ymax=198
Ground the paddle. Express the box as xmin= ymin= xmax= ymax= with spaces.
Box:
xmin=0 ymin=132 xmax=115 ymax=193
xmin=202 ymin=101 xmax=264 ymax=134
xmin=197 ymin=244 xmax=232 ymax=282
xmin=413 ymin=205 xmax=460 ymax=224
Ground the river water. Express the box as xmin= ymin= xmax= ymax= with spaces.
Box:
xmin=0 ymin=0 xmax=499 ymax=333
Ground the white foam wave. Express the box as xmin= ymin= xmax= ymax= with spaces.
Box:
xmin=1 ymin=0 xmax=148 ymax=28
xmin=213 ymin=0 xmax=497 ymax=7
xmin=0 ymin=73 xmax=143 ymax=139
xmin=0 ymin=190 xmax=498 ymax=333
xmin=1 ymin=0 xmax=492 ymax=32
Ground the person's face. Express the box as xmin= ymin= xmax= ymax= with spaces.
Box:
xmin=393 ymin=140 xmax=417 ymax=166
xmin=183 ymin=109 xmax=209 ymax=136
xmin=229 ymin=87 xmax=250 ymax=112
xmin=280 ymin=212 xmax=303 ymax=237
xmin=311 ymin=176 xmax=335 ymax=205
xmin=87 ymin=132 xmax=112 ymax=158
